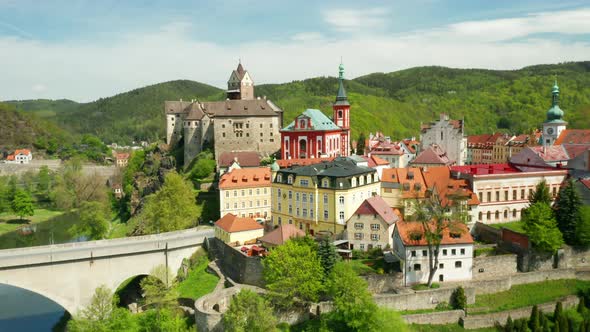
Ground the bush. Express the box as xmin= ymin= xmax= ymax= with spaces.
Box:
xmin=368 ymin=247 xmax=384 ymax=259
xmin=451 ymin=287 xmax=467 ymax=310
xmin=352 ymin=249 xmax=369 ymax=259
xmin=411 ymin=283 xmax=440 ymax=291
xmin=435 ymin=302 xmax=450 ymax=310
xmin=430 ymin=283 xmax=440 ymax=289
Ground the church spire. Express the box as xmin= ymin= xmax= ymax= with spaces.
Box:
xmin=551 ymin=79 xmax=559 ymax=107
xmin=335 ymin=62 xmax=349 ymax=105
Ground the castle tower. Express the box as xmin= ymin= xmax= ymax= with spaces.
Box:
xmin=333 ymin=62 xmax=351 ymax=156
xmin=226 ymin=62 xmax=254 ymax=100
xmin=542 ymin=80 xmax=567 ymax=146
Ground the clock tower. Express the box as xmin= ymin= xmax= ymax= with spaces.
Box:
xmin=542 ymin=81 xmax=567 ymax=146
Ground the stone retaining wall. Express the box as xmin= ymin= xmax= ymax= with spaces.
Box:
xmin=374 ymin=287 xmax=476 ymax=311
xmin=208 ymin=237 xmax=265 ymax=287
xmin=472 ymin=254 xmax=518 ymax=281
xmin=403 ymin=310 xmax=465 ymax=325
xmin=363 ymin=273 xmax=403 ymax=293
xmin=461 ymin=295 xmax=579 ymax=330
xmin=473 ymin=222 xmax=501 ymax=243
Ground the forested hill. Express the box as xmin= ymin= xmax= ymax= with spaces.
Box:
xmin=5 ymin=61 xmax=590 ymax=144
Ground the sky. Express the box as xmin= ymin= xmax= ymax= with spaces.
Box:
xmin=0 ymin=0 xmax=589 ymax=102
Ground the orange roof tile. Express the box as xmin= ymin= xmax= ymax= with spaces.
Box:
xmin=395 ymin=221 xmax=473 ymax=246
xmin=219 ymin=167 xmax=271 ymax=189
xmin=554 ymin=129 xmax=590 ymax=145
xmin=259 ymin=224 xmax=305 ymax=246
xmin=353 ymin=196 xmax=399 ymax=225
xmin=382 ymin=167 xmax=428 ymax=198
xmin=215 ymin=213 xmax=264 ymax=233
xmin=422 ymin=166 xmax=479 ymax=206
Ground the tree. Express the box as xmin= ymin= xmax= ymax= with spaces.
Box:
xmin=223 ymin=290 xmax=277 ymax=332
xmin=50 ymin=158 xmax=109 ymax=210
xmin=69 ymin=201 xmax=110 ymax=240
xmin=136 ymin=308 xmax=190 ymax=332
xmin=11 ymin=189 xmax=34 ymax=220
xmin=263 ymin=238 xmax=324 ymax=308
xmin=576 ymin=206 xmax=590 ymax=248
xmin=0 ymin=177 xmax=11 ymax=214
xmin=356 ymin=132 xmax=366 ymax=155
xmin=318 ymin=237 xmax=339 ymax=279
xmin=522 ymin=202 xmax=564 ymax=252
xmin=129 ymin=171 xmax=199 ymax=235
xmin=555 ymin=301 xmax=564 ymax=321
xmin=529 ymin=305 xmax=541 ymax=332
xmin=189 ymin=154 xmax=216 ymax=180
xmin=530 ymin=180 xmax=552 ymax=205
xmin=140 ymin=265 xmax=178 ymax=312
xmin=410 ymin=197 xmax=467 ymax=286
xmin=36 ymin=165 xmax=53 ymax=201
xmin=451 ymin=287 xmax=467 ymax=310
xmin=505 ymin=316 xmax=514 ymax=332
xmin=555 ymin=179 xmax=582 ymax=245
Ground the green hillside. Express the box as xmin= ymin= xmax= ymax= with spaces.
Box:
xmin=6 ymin=99 xmax=79 ymax=119
xmin=5 ymin=62 xmax=590 ymax=144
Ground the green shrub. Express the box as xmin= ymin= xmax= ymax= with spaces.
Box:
xmin=435 ymin=302 xmax=450 ymax=311
xmin=352 ymin=249 xmax=369 ymax=259
xmin=430 ymin=283 xmax=440 ymax=289
xmin=368 ymin=247 xmax=384 ymax=259
xmin=376 ymin=268 xmax=384 ymax=275
xmin=451 ymin=287 xmax=467 ymax=310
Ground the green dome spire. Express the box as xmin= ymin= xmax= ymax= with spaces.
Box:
xmin=546 ymin=79 xmax=564 ymax=122
xmin=338 ymin=62 xmax=344 ymax=80
xmin=334 ymin=61 xmax=349 ymax=106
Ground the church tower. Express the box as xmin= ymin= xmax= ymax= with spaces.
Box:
xmin=542 ymin=80 xmax=567 ymax=146
xmin=226 ymin=62 xmax=254 ymax=100
xmin=333 ymin=62 xmax=351 ymax=156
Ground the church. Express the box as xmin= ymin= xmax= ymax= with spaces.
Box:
xmin=280 ymin=64 xmax=351 ymax=160
xmin=165 ymin=63 xmax=283 ymax=166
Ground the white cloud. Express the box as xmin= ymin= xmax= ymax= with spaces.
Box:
xmin=0 ymin=7 xmax=589 ymax=102
xmin=31 ymin=84 xmax=46 ymax=93
xmin=322 ymin=7 xmax=389 ymax=32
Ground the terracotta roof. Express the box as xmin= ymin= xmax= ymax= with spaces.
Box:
xmin=563 ymin=144 xmax=590 ymax=160
xmin=450 ymin=163 xmax=520 ymax=175
xmin=411 ymin=145 xmax=453 ymax=165
xmin=361 ymin=155 xmax=389 ymax=167
xmin=422 ymin=166 xmax=479 ymax=206
xmin=215 ymin=213 xmax=263 ymax=233
xmin=402 ymin=140 xmax=420 ymax=154
xmin=353 ymin=196 xmax=399 ymax=225
xmin=395 ymin=221 xmax=473 ymax=246
xmin=467 ymin=133 xmax=503 ymax=148
xmin=218 ymin=151 xmax=261 ymax=168
xmin=219 ymin=167 xmax=271 ymax=189
xmin=6 ymin=149 xmax=31 ymax=160
xmin=258 ymin=224 xmax=305 ymax=246
xmin=529 ymin=145 xmax=569 ymax=162
xmin=275 ymin=157 xmax=334 ymax=168
xmin=116 ymin=153 xmax=130 ymax=160
xmin=381 ymin=167 xmax=428 ymax=198
xmin=370 ymin=142 xmax=404 ymax=155
xmin=554 ymin=129 xmax=590 ymax=145
xmin=6 ymin=155 xmax=14 ymax=161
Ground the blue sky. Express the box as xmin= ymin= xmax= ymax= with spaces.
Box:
xmin=0 ymin=0 xmax=589 ymax=102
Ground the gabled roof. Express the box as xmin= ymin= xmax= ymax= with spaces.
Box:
xmin=218 ymin=151 xmax=261 ymax=168
xmin=282 ymin=109 xmax=341 ymax=131
xmin=258 ymin=224 xmax=305 ymax=246
xmin=381 ymin=167 xmax=428 ymax=198
xmin=555 ymin=129 xmax=590 ymax=145
xmin=395 ymin=221 xmax=473 ymax=246
xmin=362 ymin=155 xmax=390 ymax=167
xmin=219 ymin=167 xmax=271 ymax=189
xmin=422 ymin=166 xmax=479 ymax=206
xmin=370 ymin=142 xmax=405 ymax=155
xmin=215 ymin=213 xmax=263 ymax=233
xmin=353 ymin=196 xmax=399 ymax=225
xmin=276 ymin=157 xmax=334 ymax=168
xmin=13 ymin=149 xmax=31 ymax=156
xmin=116 ymin=153 xmax=130 ymax=160
xmin=165 ymin=99 xmax=282 ymax=117
xmin=411 ymin=145 xmax=453 ymax=165
xmin=276 ymin=157 xmax=375 ymax=179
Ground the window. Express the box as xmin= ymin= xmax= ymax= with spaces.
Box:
xmin=241 ymin=190 xmax=245 ymax=196
xmin=225 ymin=191 xmax=229 ymax=197
xmin=504 ymin=191 xmax=508 ymax=201
xmin=277 ymin=174 xmax=282 ymax=182
xmin=249 ymin=189 xmax=253 ymax=195
xmin=288 ymin=205 xmax=293 ymax=214
xmin=451 ymin=249 xmax=456 ymax=255
xmin=487 ymin=192 xmax=491 ymax=202
xmin=241 ymin=202 xmax=245 ymax=208
xmin=339 ymin=211 xmax=345 ymax=222
xmin=504 ymin=210 xmax=508 ymax=218
xmin=309 ymin=194 xmax=314 ymax=203
xmin=288 ymin=191 xmax=292 ymax=199
xmin=371 ymin=234 xmax=379 ymax=241
xmin=422 ymin=250 xmax=427 ymax=256
xmin=351 ymin=178 xmax=357 ymax=187
xmin=354 ymin=223 xmax=364 ymax=230
xmin=513 ymin=209 xmax=517 ymax=218
xmin=496 ymin=191 xmax=500 ymax=201
xmin=249 ymin=201 xmax=253 ymax=207
xmin=443 ymin=249 xmax=447 ymax=256
xmin=360 ymin=244 xmax=365 ymax=250
xmin=310 ymin=209 xmax=314 ymax=218
xmin=300 ymin=179 xmax=309 ymax=187
xmin=278 ymin=202 xmax=281 ymax=211
xmin=324 ymin=194 xmax=328 ymax=204
xmin=233 ymin=190 xmax=237 ymax=197
xmin=495 ymin=211 xmax=499 ymax=220
xmin=225 ymin=203 xmax=229 ymax=209
xmin=487 ymin=211 xmax=491 ymax=220
xmin=355 ymin=233 xmax=363 ymax=240
xmin=478 ymin=212 xmax=482 ymax=221
xmin=460 ymin=248 xmax=465 ymax=255
xmin=264 ymin=188 xmax=267 ymax=194
xmin=257 ymin=200 xmax=260 ymax=207
xmin=411 ymin=250 xmax=417 ymax=257
xmin=323 ymin=179 xmax=329 ymax=187
xmin=234 ymin=202 xmax=237 ymax=208
xmin=359 ymin=176 xmax=364 ymax=185
xmin=278 ymin=217 xmax=282 ymax=225
xmin=302 ymin=208 xmax=307 ymax=217
xmin=513 ymin=190 xmax=517 ymax=200
xmin=287 ymin=176 xmax=293 ymax=184
xmin=299 ymin=223 xmax=303 ymax=230
xmin=339 ymin=196 xmax=345 ymax=205
xmin=521 ymin=189 xmax=525 ymax=199
xmin=256 ymin=188 xmax=260 ymax=195
xmin=296 ymin=193 xmax=300 ymax=201
xmin=478 ymin=192 xmax=483 ymax=202
xmin=439 ymin=263 xmax=444 ymax=269
xmin=324 ymin=210 xmax=329 ymax=220
xmin=413 ymin=263 xmax=421 ymax=271
xmin=371 ymin=224 xmax=380 ymax=231
xmin=302 ymin=193 xmax=307 ymax=202
xmin=455 ymin=261 xmax=462 ymax=268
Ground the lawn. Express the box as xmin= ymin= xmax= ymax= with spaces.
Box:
xmin=0 ymin=210 xmax=80 ymax=249
xmin=489 ymin=221 xmax=525 ymax=233
xmin=0 ymin=209 xmax=65 ymax=235
xmin=470 ymin=279 xmax=590 ymax=313
xmin=410 ymin=323 xmax=497 ymax=332
xmin=175 ymin=257 xmax=219 ymax=300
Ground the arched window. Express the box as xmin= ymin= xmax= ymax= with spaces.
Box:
xmin=287 ymin=175 xmax=293 ymax=184
xmin=338 ymin=110 xmax=343 ymax=118
xmin=495 ymin=211 xmax=500 ymax=219
xmin=503 ymin=210 xmax=508 ymax=219
xmin=351 ymin=177 xmax=357 ymax=187
xmin=478 ymin=212 xmax=483 ymax=220
xmin=512 ymin=209 xmax=517 ymax=218
xmin=486 ymin=211 xmax=491 ymax=220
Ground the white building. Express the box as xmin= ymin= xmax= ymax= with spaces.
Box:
xmin=5 ymin=149 xmax=33 ymax=164
xmin=542 ymin=81 xmax=567 ymax=147
xmin=218 ymin=167 xmax=272 ymax=221
xmin=393 ymin=221 xmax=474 ymax=286
xmin=420 ymin=114 xmax=467 ymax=166
xmin=214 ymin=213 xmax=264 ymax=245
xmin=451 ymin=164 xmax=567 ymax=224
xmin=369 ymin=141 xmax=416 ymax=168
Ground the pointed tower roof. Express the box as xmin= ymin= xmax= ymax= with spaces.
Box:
xmin=236 ymin=62 xmax=246 ymax=79
xmin=334 ymin=62 xmax=349 ymax=106
xmin=546 ymin=80 xmax=565 ymax=123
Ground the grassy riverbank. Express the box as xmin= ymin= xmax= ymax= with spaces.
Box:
xmin=0 ymin=210 xmax=79 ymax=249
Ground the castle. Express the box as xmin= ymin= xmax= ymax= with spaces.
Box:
xmin=165 ymin=63 xmax=283 ymax=166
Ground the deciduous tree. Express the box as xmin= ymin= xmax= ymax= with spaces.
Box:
xmin=69 ymin=201 xmax=110 ymax=240
xmin=11 ymin=189 xmax=34 ymax=220
xmin=522 ymin=202 xmax=563 ymax=252
xmin=263 ymin=238 xmax=323 ymax=308
xmin=223 ymin=290 xmax=277 ymax=332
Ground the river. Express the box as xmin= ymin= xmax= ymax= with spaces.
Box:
xmin=0 ymin=284 xmax=66 ymax=331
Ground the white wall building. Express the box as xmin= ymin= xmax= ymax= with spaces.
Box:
xmin=420 ymin=114 xmax=467 ymax=166
xmin=393 ymin=221 xmax=474 ymax=286
xmin=5 ymin=149 xmax=33 ymax=164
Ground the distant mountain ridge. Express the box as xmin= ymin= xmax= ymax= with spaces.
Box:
xmin=4 ymin=61 xmax=590 ymax=145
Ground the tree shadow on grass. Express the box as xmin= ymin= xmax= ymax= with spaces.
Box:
xmin=6 ymin=218 xmax=31 ymax=225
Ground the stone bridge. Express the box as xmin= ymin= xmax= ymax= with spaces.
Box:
xmin=0 ymin=227 xmax=213 ymax=315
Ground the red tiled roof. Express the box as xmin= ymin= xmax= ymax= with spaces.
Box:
xmin=370 ymin=142 xmax=404 ymax=155
xmin=450 ymin=163 xmax=521 ymax=175
xmin=353 ymin=196 xmax=399 ymax=225
xmin=215 ymin=213 xmax=263 ymax=233
xmin=529 ymin=145 xmax=569 ymax=162
xmin=219 ymin=167 xmax=271 ymax=189
xmin=395 ymin=221 xmax=473 ymax=246
xmin=276 ymin=157 xmax=334 ymax=168
xmin=422 ymin=166 xmax=479 ymax=206
xmin=554 ymin=129 xmax=590 ymax=145
xmin=258 ymin=224 xmax=305 ymax=246
xmin=382 ymin=167 xmax=428 ymax=198
xmin=361 ymin=155 xmax=389 ymax=167
xmin=402 ymin=140 xmax=420 ymax=154
xmin=411 ymin=145 xmax=452 ymax=165
xmin=563 ymin=144 xmax=590 ymax=159
xmin=116 ymin=153 xmax=130 ymax=160
xmin=219 ymin=151 xmax=261 ymax=168
xmin=14 ymin=149 xmax=31 ymax=156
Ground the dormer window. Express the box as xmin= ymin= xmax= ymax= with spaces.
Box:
xmin=323 ymin=179 xmax=329 ymax=187
xmin=351 ymin=178 xmax=357 ymax=187
xmin=300 ymin=119 xmax=306 ymax=129
xmin=287 ymin=176 xmax=293 ymax=184
xmin=277 ymin=174 xmax=282 ymax=182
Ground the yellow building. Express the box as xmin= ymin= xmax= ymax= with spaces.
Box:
xmin=271 ymin=157 xmax=380 ymax=237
